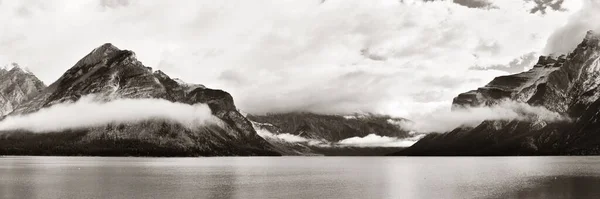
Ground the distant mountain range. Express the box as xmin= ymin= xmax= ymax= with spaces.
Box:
xmin=249 ymin=112 xmax=413 ymax=155
xmin=395 ymin=31 xmax=600 ymax=156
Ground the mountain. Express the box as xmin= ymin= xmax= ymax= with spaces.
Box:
xmin=395 ymin=30 xmax=600 ymax=156
xmin=0 ymin=63 xmax=46 ymax=116
xmin=249 ymin=112 xmax=410 ymax=142
xmin=0 ymin=43 xmax=279 ymax=156
xmin=248 ymin=112 xmax=413 ymax=155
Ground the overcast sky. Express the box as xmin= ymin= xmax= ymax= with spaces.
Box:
xmin=0 ymin=0 xmax=594 ymax=118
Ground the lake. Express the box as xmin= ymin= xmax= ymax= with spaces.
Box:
xmin=1 ymin=156 xmax=600 ymax=199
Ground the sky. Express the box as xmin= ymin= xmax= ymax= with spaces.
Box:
xmin=0 ymin=0 xmax=591 ymax=119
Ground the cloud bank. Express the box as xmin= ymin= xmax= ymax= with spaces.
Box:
xmin=401 ymin=100 xmax=569 ymax=133
xmin=0 ymin=95 xmax=217 ymax=132
xmin=337 ymin=133 xmax=425 ymax=148
xmin=254 ymin=123 xmax=424 ymax=147
xmin=544 ymin=0 xmax=598 ymax=54
xmin=0 ymin=0 xmax=579 ymax=118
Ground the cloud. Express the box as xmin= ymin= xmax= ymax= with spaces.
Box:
xmin=0 ymin=95 xmax=217 ymax=132
xmin=337 ymin=133 xmax=425 ymax=147
xmin=400 ymin=100 xmax=569 ymax=133
xmin=254 ymin=126 xmax=330 ymax=146
xmin=450 ymin=0 xmax=494 ymax=9
xmin=424 ymin=0 xmax=570 ymax=13
xmin=254 ymin=122 xmax=425 ymax=147
xmin=0 ymin=0 xmax=578 ymax=118
xmin=529 ymin=0 xmax=568 ymax=14
xmin=544 ymin=0 xmax=596 ymax=54
xmin=470 ymin=52 xmax=538 ymax=73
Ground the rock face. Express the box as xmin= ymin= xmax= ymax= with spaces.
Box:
xmin=0 ymin=63 xmax=46 ymax=116
xmin=0 ymin=43 xmax=279 ymax=156
xmin=396 ymin=30 xmax=600 ymax=156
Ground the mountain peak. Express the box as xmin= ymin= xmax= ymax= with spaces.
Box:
xmin=2 ymin=63 xmax=33 ymax=75
xmin=2 ymin=62 xmax=19 ymax=70
xmin=73 ymin=43 xmax=124 ymax=70
xmin=585 ymin=30 xmax=599 ymax=40
xmin=0 ymin=62 xmax=46 ymax=116
xmin=153 ymin=70 xmax=169 ymax=79
xmin=93 ymin=43 xmax=120 ymax=54
xmin=580 ymin=30 xmax=600 ymax=48
xmin=8 ymin=63 xmax=25 ymax=73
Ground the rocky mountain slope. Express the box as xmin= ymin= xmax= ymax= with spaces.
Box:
xmin=395 ymin=30 xmax=600 ymax=156
xmin=0 ymin=63 xmax=46 ymax=116
xmin=0 ymin=43 xmax=279 ymax=156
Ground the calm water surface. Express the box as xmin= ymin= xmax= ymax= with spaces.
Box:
xmin=1 ymin=156 xmax=600 ymax=199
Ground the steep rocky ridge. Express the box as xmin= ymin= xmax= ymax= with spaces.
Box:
xmin=0 ymin=63 xmax=46 ymax=116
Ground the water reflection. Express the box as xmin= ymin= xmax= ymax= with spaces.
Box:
xmin=495 ymin=176 xmax=600 ymax=199
xmin=1 ymin=156 xmax=600 ymax=199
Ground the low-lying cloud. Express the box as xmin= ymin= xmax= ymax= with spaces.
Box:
xmin=254 ymin=122 xmax=424 ymax=148
xmin=254 ymin=127 xmax=329 ymax=147
xmin=401 ymin=100 xmax=569 ymax=133
xmin=0 ymin=95 xmax=217 ymax=133
xmin=337 ymin=133 xmax=425 ymax=147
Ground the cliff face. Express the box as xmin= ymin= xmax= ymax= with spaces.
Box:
xmin=0 ymin=63 xmax=46 ymax=117
xmin=397 ymin=31 xmax=600 ymax=156
xmin=0 ymin=43 xmax=279 ymax=156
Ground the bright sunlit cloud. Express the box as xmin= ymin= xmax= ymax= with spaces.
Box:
xmin=0 ymin=0 xmax=582 ymax=119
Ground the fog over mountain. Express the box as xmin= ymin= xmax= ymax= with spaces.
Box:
xmin=402 ymin=100 xmax=569 ymax=133
xmin=0 ymin=0 xmax=584 ymax=120
xmin=0 ymin=95 xmax=217 ymax=132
